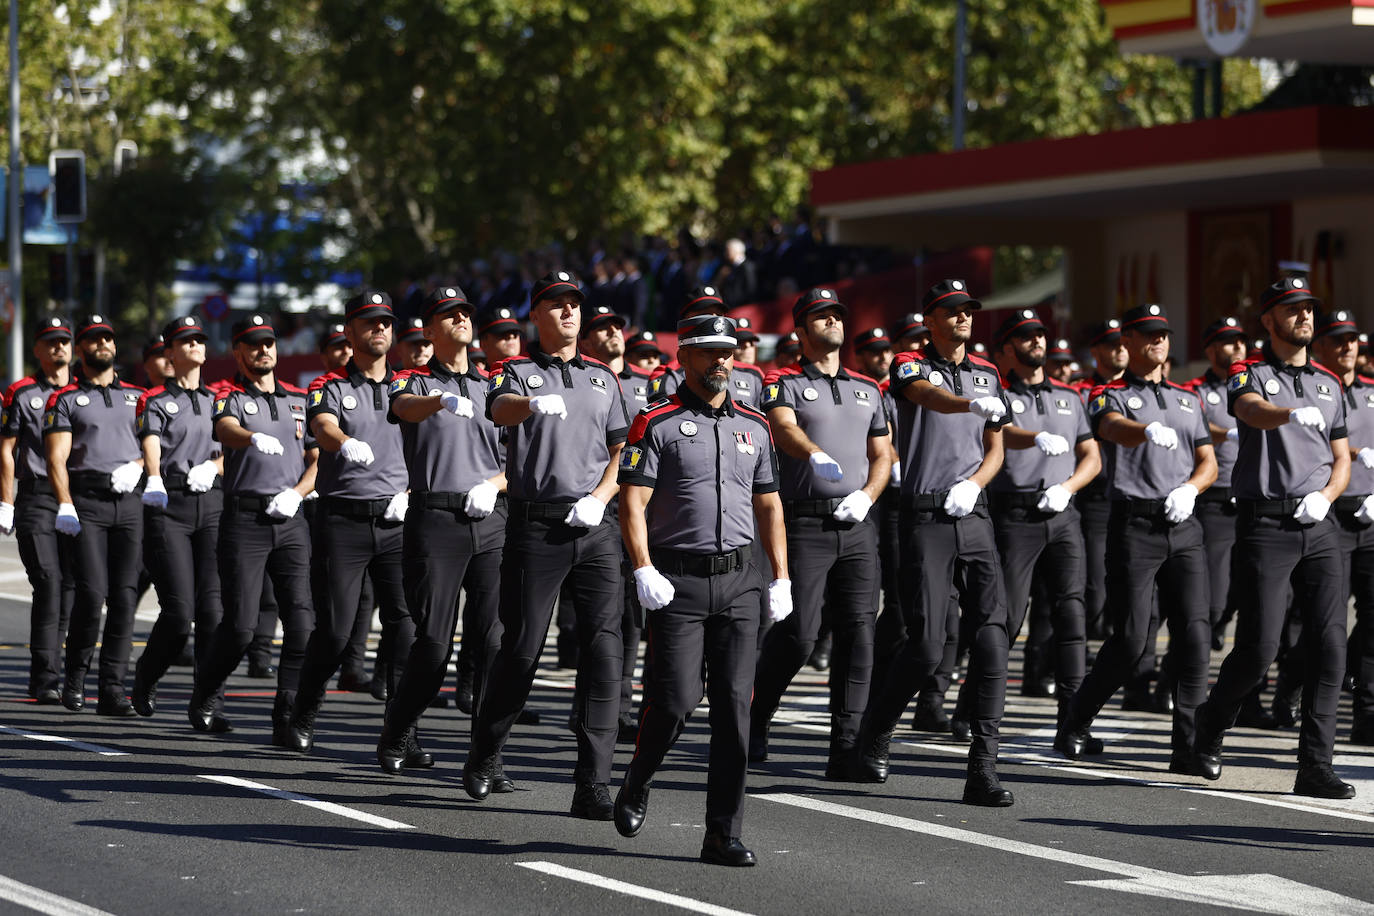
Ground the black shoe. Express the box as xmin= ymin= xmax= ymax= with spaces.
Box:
xmin=463 ymin=756 xmax=499 ymax=801
xmin=491 ymin=773 xmax=516 ymax=793
xmin=1236 ymin=698 xmax=1277 ymax=730
xmin=1210 ymin=625 xmax=1226 ymax=651
xmin=570 ymin=782 xmax=614 ymax=821
xmin=1293 ymin=764 xmax=1356 ymax=800
xmin=516 ymin=707 xmax=540 ymax=726
xmin=700 ymin=833 xmax=756 ymax=867
xmin=910 ymin=694 xmax=951 ymax=733
xmin=1351 ymin=718 xmax=1374 ymax=746
xmin=1054 ymin=721 xmax=1091 ymax=760
xmin=377 ymin=724 xmax=409 ymax=776
xmin=370 ymin=671 xmax=389 ymax=702
xmin=455 ymin=682 xmax=474 ymax=715
xmin=617 ymin=716 xmax=639 ymax=745
xmin=336 ymin=669 xmax=370 ymax=692
xmin=34 ymin=688 xmax=62 ymax=706
xmin=808 ymin=634 xmax=832 ymax=672
xmin=405 ymin=727 xmax=434 ymax=768
xmin=132 ymin=667 xmax=156 ymax=718
xmin=950 ymin=718 xmax=971 ymax=742
xmin=61 ymin=671 xmax=86 ymax=711
xmin=857 ymin=730 xmax=891 ymax=783
xmin=246 ymin=660 xmax=277 ymax=679
xmin=824 ymin=747 xmax=861 ymax=782
xmin=1271 ymin=692 xmax=1300 ymax=729
xmin=286 ymin=707 xmax=317 ymax=754
xmin=567 ymin=708 xmax=581 ymax=734
xmin=748 ymin=726 xmax=768 ymax=763
xmin=1191 ymin=709 xmax=1224 ymax=781
xmin=963 ymin=762 xmax=1014 ymax=807
xmin=1121 ymin=687 xmax=1153 ymax=712
xmin=1167 ymin=751 xmax=1196 ymax=776
xmin=96 ymin=690 xmax=138 ymax=718
xmin=1344 ymin=673 xmax=1357 ymax=694
xmin=188 ymin=689 xmax=218 ymax=731
xmin=271 ymin=691 xmax=294 ymax=749
xmin=1020 ymin=676 xmax=1056 ymax=698
xmin=614 ymin=782 xmax=650 ymax=837
xmin=1152 ymin=686 xmax=1175 ymax=714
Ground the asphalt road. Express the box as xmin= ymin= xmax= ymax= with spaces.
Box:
xmin=0 ymin=541 xmax=1371 ymax=916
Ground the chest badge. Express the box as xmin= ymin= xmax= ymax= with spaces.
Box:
xmin=124 ymin=392 xmax=138 ymax=405
xmin=634 ymin=385 xmax=646 ymax=398
xmin=928 ymin=371 xmax=944 ymax=387
xmin=165 ymin=402 xmax=180 ymax=415
xmin=1264 ymin=378 xmax=1281 ymax=395
xmin=244 ymin=401 xmax=260 ymax=415
xmin=1126 ymin=396 xmax=1143 ymax=410
xmin=733 ymin=429 xmax=756 ymax=455
xmin=28 ymin=395 xmax=42 ymax=410
xmin=341 ymin=394 xmax=358 ymax=410
xmin=680 ymin=420 xmax=698 ymax=437
xmin=1206 ymin=391 xmax=1221 ymax=404
xmin=527 ymin=374 xmax=545 ymax=389
xmin=1011 ymin=399 xmax=1026 ymax=414
xmin=590 ymin=376 xmax=607 ymax=392
xmin=802 ymin=387 xmax=819 ymax=401
xmin=75 ymin=394 xmax=90 ymax=407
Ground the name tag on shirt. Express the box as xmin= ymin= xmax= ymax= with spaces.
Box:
xmin=1177 ymin=397 xmax=1194 ymax=413
xmin=1316 ymin=383 xmax=1333 ymax=401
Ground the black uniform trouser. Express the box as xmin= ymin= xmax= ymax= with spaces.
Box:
xmin=138 ymin=490 xmax=223 ymax=685
xmin=198 ymin=504 xmax=314 ymax=704
xmin=339 ymin=573 xmax=375 ymax=676
xmin=619 ymin=560 xmax=644 ymax=721
xmin=1198 ymin=496 xmax=1238 ymax=632
xmin=1337 ymin=511 xmax=1374 ymax=720
xmin=865 ymin=503 xmax=1009 ymax=762
xmin=1068 ymin=508 xmax=1209 ymax=751
xmin=753 ymin=513 xmax=879 ymax=749
xmin=297 ymin=510 xmax=414 ymax=712
xmin=388 ymin=503 xmax=505 ymax=730
xmin=16 ymin=488 xmax=76 ymax=694
xmin=1079 ymin=492 xmax=1110 ymax=635
xmin=471 ymin=514 xmax=624 ymax=785
xmin=991 ymin=503 xmax=1087 ymax=698
xmin=876 ymin=487 xmax=901 ymax=617
xmin=1204 ymin=511 xmax=1346 ymax=766
xmin=626 ymin=560 xmax=761 ymax=838
xmin=66 ymin=490 xmax=144 ymax=694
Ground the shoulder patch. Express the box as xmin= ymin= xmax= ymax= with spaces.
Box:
xmin=620 ymin=444 xmax=644 ymax=471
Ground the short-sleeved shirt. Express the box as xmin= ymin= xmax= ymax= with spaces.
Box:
xmin=307 ymin=360 xmax=407 ymax=500
xmin=1344 ymin=374 xmax=1374 ymax=497
xmin=619 ymin=363 xmax=654 ymax=413
xmin=137 ymin=379 xmax=219 ymax=477
xmin=43 ymin=378 xmax=144 ymax=474
xmin=1088 ymin=369 xmax=1210 ymax=501
xmin=3 ymin=376 xmax=63 ymax=482
xmin=388 ymin=358 xmax=503 ymax=493
xmin=1227 ymin=353 xmax=1347 ymax=500
xmin=487 ymin=348 xmax=630 ymax=501
xmin=648 ymin=360 xmax=764 ymax=409
xmin=890 ymin=349 xmax=1011 ymax=497
xmin=760 ymin=357 xmax=887 ymax=500
xmin=212 ymin=375 xmax=314 ymax=497
xmin=993 ymin=372 xmax=1092 ymax=494
xmin=1186 ymin=369 xmax=1237 ymax=488
xmin=618 ymin=385 xmax=778 ymax=553
xmin=879 ymin=379 xmax=900 ymax=491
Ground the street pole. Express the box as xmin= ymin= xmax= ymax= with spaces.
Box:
xmin=953 ymin=0 xmax=966 ymax=151
xmin=7 ymin=0 xmax=22 ymax=382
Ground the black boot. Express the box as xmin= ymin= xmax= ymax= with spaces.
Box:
xmin=963 ymin=758 xmax=1014 ymax=807
xmin=910 ymin=692 xmax=950 ymax=733
xmin=1236 ymin=691 xmax=1276 ymax=729
xmin=1294 ymin=764 xmax=1356 ymax=799
xmin=614 ymin=780 xmax=651 ymax=838
xmin=61 ymin=669 xmax=86 ymax=712
xmin=1188 ymin=705 xmax=1224 ymax=780
xmin=96 ymin=686 xmax=137 ymax=718
xmin=272 ymin=691 xmax=295 ymax=749
xmin=377 ymin=720 xmax=409 ymax=775
xmin=855 ymin=728 xmax=892 ymax=783
xmin=285 ymin=696 xmax=315 ymax=753
xmin=808 ymin=633 xmax=832 ymax=672
xmin=131 ymin=659 xmax=156 ymax=718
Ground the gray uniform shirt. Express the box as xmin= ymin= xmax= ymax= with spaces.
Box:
xmin=389 ymin=359 xmax=502 ymax=493
xmin=137 ymin=380 xmax=219 ymax=477
xmin=619 ymin=386 xmax=778 ymax=553
xmin=760 ymin=358 xmax=887 ymax=500
xmin=649 ymin=360 xmax=765 ymax=409
xmin=619 ymin=364 xmax=654 ymax=413
xmin=890 ymin=349 xmax=1011 ymax=497
xmin=1189 ymin=369 xmax=1237 ymax=488
xmin=1227 ymin=354 xmax=1347 ymax=500
xmin=44 ymin=378 xmax=144 ymax=474
xmin=1088 ymin=370 xmax=1210 ymax=501
xmin=1344 ymin=375 xmax=1374 ymax=497
xmin=994 ymin=373 xmax=1092 ymax=494
xmin=3 ymin=376 xmax=62 ymax=482
xmin=213 ymin=375 xmax=314 ymax=496
xmin=308 ymin=360 xmax=407 ymax=500
xmin=488 ymin=349 xmax=629 ymax=502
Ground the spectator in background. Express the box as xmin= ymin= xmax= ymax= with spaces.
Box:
xmin=615 ymin=254 xmax=649 ymax=330
xmin=717 ymin=238 xmax=757 ymax=308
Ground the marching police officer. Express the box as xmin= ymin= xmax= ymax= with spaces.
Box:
xmin=1058 ymin=304 xmax=1216 ymax=772
xmin=142 ymin=336 xmax=173 ymax=388
xmin=288 ymin=289 xmax=416 ymax=752
xmin=189 ymin=314 xmax=317 ymax=740
xmin=613 ymin=313 xmax=790 ymax=865
xmin=398 ymin=316 xmax=432 ymax=369
xmin=1076 ymin=319 xmax=1128 ymax=642
xmin=853 ymin=326 xmax=903 ymax=627
xmin=131 ymin=317 xmax=224 ymax=719
xmin=625 ymin=330 xmax=663 ymax=373
xmin=378 ymin=286 xmax=506 ymax=774
xmin=892 ymin=313 xmax=930 ymax=353
xmin=858 ymin=280 xmax=1015 ymax=806
xmin=649 ymin=286 xmax=764 ymax=409
xmin=750 ymin=288 xmax=890 ymax=778
xmin=1192 ymin=278 xmax=1354 ymax=799
xmin=477 ymin=306 xmax=524 ymax=364
xmin=320 ymin=323 xmax=352 ymax=371
xmin=0 ymin=317 xmax=76 ymax=703
xmin=733 ymin=317 xmax=760 ymax=366
xmin=775 ymin=332 xmax=800 ymax=370
xmin=44 ymin=315 xmax=146 ymax=716
xmin=463 ymin=270 xmax=631 ymax=818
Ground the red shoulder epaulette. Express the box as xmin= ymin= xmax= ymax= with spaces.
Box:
xmin=762 ymin=365 xmax=802 ymax=386
xmin=1310 ymin=361 xmax=1344 ymax=390
xmin=3 ymin=376 xmax=37 ymax=406
xmin=280 ymin=381 xmax=307 ymax=395
xmin=627 ymin=396 xmax=683 ymax=444
xmin=137 ymin=385 xmax=168 ymax=416
xmin=968 ymin=353 xmax=999 ymax=373
xmin=46 ymin=382 xmax=79 ymax=410
xmin=1228 ymin=357 xmax=1261 ymax=377
xmin=307 ymin=368 xmax=346 ymax=392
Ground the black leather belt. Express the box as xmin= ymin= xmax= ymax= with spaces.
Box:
xmin=1237 ymin=498 xmax=1301 ymax=519
xmin=16 ymin=477 xmax=50 ymax=496
xmin=511 ymin=498 xmax=577 ymax=520
xmin=227 ymin=494 xmax=272 ymax=512
xmin=904 ymin=491 xmax=988 ymax=512
xmin=412 ymin=490 xmax=507 ymax=510
xmin=1198 ymin=486 xmax=1231 ymax=503
xmin=1335 ymin=495 xmax=1368 ymax=513
xmin=323 ymin=495 xmax=392 ymax=518
xmin=652 ymin=544 xmax=752 ymax=577
xmin=1114 ymin=497 xmax=1165 ymax=519
xmin=69 ymin=470 xmax=115 ymax=495
xmin=1080 ymin=478 xmax=1109 ymax=500
xmin=785 ymin=497 xmax=843 ymax=518
xmin=162 ymin=473 xmax=221 ymax=493
xmin=989 ymin=491 xmax=1045 ymax=511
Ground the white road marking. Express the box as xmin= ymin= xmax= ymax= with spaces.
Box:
xmin=0 ymin=874 xmax=117 ymax=916
xmin=196 ymin=774 xmax=413 ymax=830
xmin=517 ymin=861 xmax=754 ymax=916
xmin=0 ymin=569 xmax=33 ymax=584
xmin=0 ymin=725 xmax=129 ymax=757
xmin=762 ymin=793 xmax=1374 ymax=914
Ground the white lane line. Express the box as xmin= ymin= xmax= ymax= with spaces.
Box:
xmin=0 ymin=874 xmax=117 ymax=916
xmin=517 ymin=862 xmax=754 ymax=916
xmin=0 ymin=725 xmax=129 ymax=757
xmin=196 ymin=774 xmax=413 ymax=830
xmin=0 ymin=569 xmax=32 ymax=584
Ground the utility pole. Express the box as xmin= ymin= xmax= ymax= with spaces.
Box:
xmin=953 ymin=0 xmax=967 ymax=150
xmin=7 ymin=0 xmax=22 ymax=382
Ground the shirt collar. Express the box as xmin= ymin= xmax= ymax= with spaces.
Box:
xmin=1006 ymin=370 xmax=1050 ymax=394
xmin=1122 ymin=368 xmax=1166 ymax=388
xmin=345 ymin=357 xmax=395 ymax=385
xmin=234 ymin=373 xmax=287 ymax=398
xmin=1264 ymin=347 xmax=1315 ymax=376
xmin=676 ymin=383 xmax=735 ymax=418
xmin=423 ymin=357 xmax=483 ymax=383
xmin=798 ymin=355 xmax=850 ymax=381
xmin=77 ymin=375 xmax=125 ymax=391
xmin=926 ymin=348 xmax=972 ymax=373
xmin=165 ymin=377 xmax=212 ymax=397
xmin=529 ymin=347 xmax=585 ymax=370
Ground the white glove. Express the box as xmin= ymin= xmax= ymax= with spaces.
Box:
xmin=943 ymin=478 xmax=982 ymax=518
xmin=1293 ymin=491 xmax=1330 ymax=524
xmin=56 ymin=502 xmax=81 ymax=536
xmin=767 ymin=579 xmax=793 ymax=622
xmin=1226 ymin=428 xmax=1239 ymax=444
xmin=529 ymin=394 xmax=568 ymax=420
xmin=633 ymin=566 xmax=676 ymax=611
xmin=141 ymin=475 xmax=169 ymax=508
xmin=1356 ymin=494 xmax=1374 ymax=524
xmin=383 ymin=491 xmax=408 ymax=523
xmin=250 ymin=432 xmax=284 ymax=456
xmin=1289 ymin=406 xmax=1326 ymax=432
xmin=1033 ymin=431 xmax=1069 ymax=456
xmin=339 ymin=437 xmax=375 ymax=466
xmin=439 ymin=391 xmax=475 ymax=418
xmin=110 ymin=461 xmax=144 ymax=494
xmin=889 ymin=460 xmax=902 ymax=487
xmin=464 ymin=480 xmax=499 ymax=519
xmin=0 ymin=502 xmax=13 ymax=535
xmin=1143 ymin=421 xmax=1179 ymax=450
xmin=563 ymin=494 xmax=605 ymax=528
xmin=833 ymin=490 xmax=874 ymax=523
xmin=808 ymin=451 xmax=844 ymax=482
xmin=265 ymin=488 xmax=303 ymax=519
xmin=968 ymin=397 xmax=1006 ymax=422
xmin=1036 ymin=484 xmax=1071 ymax=514
xmin=1359 ymin=448 xmax=1374 ymax=470
xmin=1163 ymin=483 xmax=1198 ymax=524
xmin=186 ymin=460 xmax=219 ymax=493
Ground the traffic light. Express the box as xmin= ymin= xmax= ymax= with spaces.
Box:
xmin=49 ymin=150 xmax=86 ymax=223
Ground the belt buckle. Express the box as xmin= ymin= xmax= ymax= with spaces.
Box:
xmin=708 ymin=553 xmax=728 ymax=575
